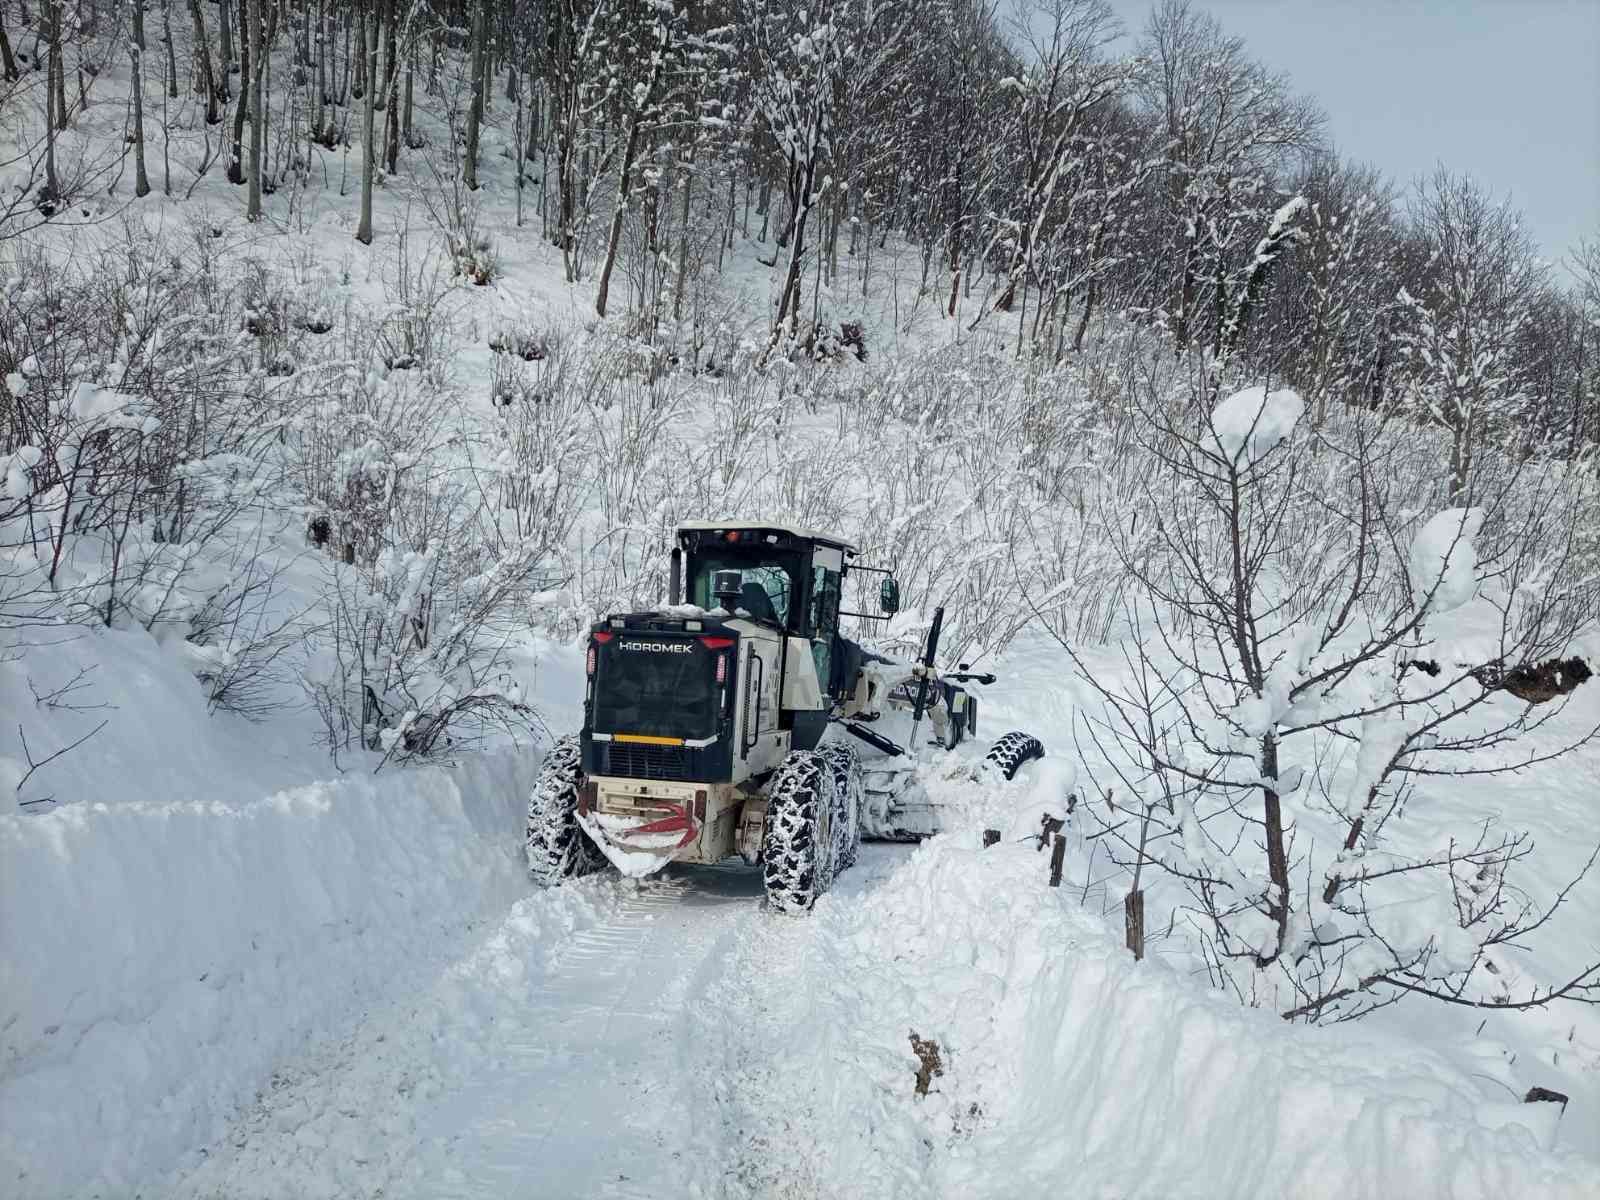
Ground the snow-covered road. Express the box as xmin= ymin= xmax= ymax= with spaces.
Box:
xmin=168 ymin=847 xmax=908 ymax=1200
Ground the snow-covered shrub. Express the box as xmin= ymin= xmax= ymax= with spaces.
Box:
xmin=371 ymin=226 xmax=463 ymax=373
xmin=184 ymin=543 xmax=304 ymax=720
xmin=487 ymin=335 xmax=590 ymax=553
xmin=0 ymin=232 xmax=297 ymax=641
xmin=302 ymin=522 xmax=548 ymax=764
xmin=296 ymin=303 xmax=568 ymax=762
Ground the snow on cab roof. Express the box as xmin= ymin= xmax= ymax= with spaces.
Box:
xmin=676 ymin=520 xmax=858 ymax=553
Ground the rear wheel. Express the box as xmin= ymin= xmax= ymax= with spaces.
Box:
xmin=983 ymin=731 xmax=1045 ymax=780
xmin=818 ymin=740 xmax=863 ymax=871
xmin=526 ymin=734 xmax=605 ymax=886
xmin=761 ymin=750 xmax=837 ymax=913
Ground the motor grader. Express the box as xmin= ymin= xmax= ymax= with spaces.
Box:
xmin=525 ymin=521 xmax=1044 ymax=911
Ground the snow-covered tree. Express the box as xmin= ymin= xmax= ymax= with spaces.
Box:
xmin=1055 ymin=378 xmax=1599 ymax=1019
xmin=1397 ymin=167 xmax=1547 ymax=501
xmin=1131 ymin=0 xmax=1324 ymax=352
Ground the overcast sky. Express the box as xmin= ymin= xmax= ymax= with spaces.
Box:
xmin=1085 ymin=0 xmax=1598 ymax=264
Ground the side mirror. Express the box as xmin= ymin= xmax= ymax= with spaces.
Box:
xmin=879 ymin=577 xmax=901 ymax=615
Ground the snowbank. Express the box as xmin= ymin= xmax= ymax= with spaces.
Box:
xmin=0 ymin=752 xmax=536 ymax=1200
xmin=812 ymin=833 xmax=1600 ymax=1199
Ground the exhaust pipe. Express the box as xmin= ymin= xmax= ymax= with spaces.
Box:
xmin=669 ymin=547 xmax=682 ymax=605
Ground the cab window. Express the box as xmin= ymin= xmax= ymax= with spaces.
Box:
xmin=808 ymin=563 xmax=842 ymax=694
xmin=808 ymin=564 xmax=841 ymax=638
xmin=690 ymin=556 xmax=795 ymax=627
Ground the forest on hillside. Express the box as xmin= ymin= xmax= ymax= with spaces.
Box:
xmin=3 ymin=0 xmax=1596 ymax=458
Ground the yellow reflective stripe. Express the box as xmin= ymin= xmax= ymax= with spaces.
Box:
xmin=613 ymin=733 xmax=686 ymax=746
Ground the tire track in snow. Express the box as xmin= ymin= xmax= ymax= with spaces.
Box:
xmin=167 ymin=879 xmax=618 ymax=1200
xmin=408 ymin=867 xmax=759 ymax=1199
xmin=168 ymin=852 xmax=912 ymax=1200
xmin=684 ymin=845 xmax=910 ymax=1200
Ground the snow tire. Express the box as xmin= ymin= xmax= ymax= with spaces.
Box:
xmin=983 ymin=730 xmax=1045 ymax=780
xmin=526 ymin=733 xmax=605 ymax=886
xmin=761 ymin=749 xmax=838 ymax=914
xmin=818 ymin=739 xmax=863 ymax=872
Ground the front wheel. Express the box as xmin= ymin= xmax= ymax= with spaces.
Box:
xmin=526 ymin=733 xmax=606 ymax=886
xmin=761 ymin=750 xmax=838 ymax=914
xmin=818 ymin=739 xmax=863 ymax=871
xmin=983 ymin=731 xmax=1045 ymax=780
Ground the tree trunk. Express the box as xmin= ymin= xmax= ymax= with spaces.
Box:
xmin=826 ymin=182 xmax=842 ymax=287
xmin=1257 ymin=734 xmax=1290 ymax=966
xmin=1071 ymin=276 xmax=1097 ymax=353
xmin=161 ymin=0 xmax=177 ymax=98
xmin=522 ymin=69 xmax=537 ymax=161
xmin=186 ymin=0 xmax=220 ymax=120
xmin=1175 ymin=231 xmax=1197 ymax=352
xmin=463 ymin=0 xmax=486 ymax=190
xmin=313 ymin=0 xmax=325 ymax=132
xmin=403 ymin=38 xmax=415 ymax=147
xmin=42 ymin=0 xmax=61 ymax=205
xmin=672 ymin=149 xmax=694 ymax=323
xmin=246 ymin=0 xmax=264 ymax=218
xmin=1448 ymin=418 xmax=1474 ymax=503
xmin=595 ymin=114 xmax=645 ymax=319
xmin=373 ymin=0 xmax=387 ymax=111
xmin=355 ymin=0 xmax=377 ymax=243
xmin=227 ymin=0 xmax=248 ymax=183
xmin=352 ymin=2 xmax=366 ymax=98
xmin=0 ymin=8 xmax=18 ymax=82
xmin=557 ymin=94 xmax=578 ymax=275
xmin=513 ymin=68 xmax=524 ymax=227
xmin=771 ymin=129 xmax=820 ymax=352
xmin=382 ymin=0 xmax=398 ymax=171
xmin=49 ymin=0 xmax=68 ymax=129
xmin=219 ymin=0 xmax=234 ymax=86
xmin=129 ymin=17 xmax=150 ymax=197
xmin=721 ymin=165 xmax=735 ymax=269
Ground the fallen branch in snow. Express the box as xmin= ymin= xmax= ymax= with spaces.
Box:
xmin=908 ymin=1031 xmax=943 ymax=1097
xmin=1469 ymin=655 xmax=1592 ymax=704
xmin=15 ymin=719 xmax=108 ymax=807
xmin=27 ymin=665 xmax=112 ymax=712
xmin=1283 ymin=962 xmax=1600 ymax=1022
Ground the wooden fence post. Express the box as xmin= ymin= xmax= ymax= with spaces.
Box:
xmin=1124 ymin=889 xmax=1145 ymax=960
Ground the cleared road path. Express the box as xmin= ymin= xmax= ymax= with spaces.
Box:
xmin=170 ymin=846 xmax=907 ymax=1200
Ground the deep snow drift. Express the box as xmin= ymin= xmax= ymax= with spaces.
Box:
xmin=1 ymin=662 xmax=540 ymax=1195
xmin=768 ymin=827 xmax=1600 ymax=1200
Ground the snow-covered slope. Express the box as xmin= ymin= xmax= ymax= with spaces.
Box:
xmin=3 ymin=23 xmax=1597 ymax=1200
xmin=780 ymin=831 xmax=1599 ymax=1199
